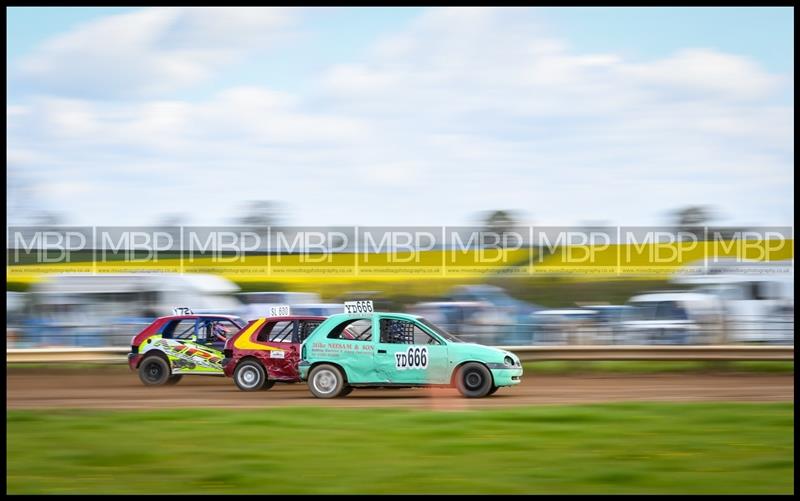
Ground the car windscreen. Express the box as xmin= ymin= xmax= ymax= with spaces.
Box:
xmin=419 ymin=318 xmax=464 ymax=343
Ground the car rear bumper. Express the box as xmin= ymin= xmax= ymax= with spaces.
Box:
xmin=490 ymin=367 xmax=523 ymax=387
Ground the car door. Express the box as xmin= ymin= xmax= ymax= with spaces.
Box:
xmin=167 ymin=318 xmax=223 ymax=373
xmin=309 ymin=317 xmax=379 ymax=384
xmin=374 ymin=316 xmax=449 ymax=385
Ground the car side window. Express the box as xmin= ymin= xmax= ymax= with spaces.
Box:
xmin=297 ymin=320 xmax=323 ymax=343
xmin=328 ymin=319 xmax=372 ymax=341
xmin=380 ymin=319 xmax=439 ymax=345
xmin=255 ymin=321 xmax=293 ymax=343
xmin=163 ymin=319 xmax=196 ymax=339
xmin=198 ymin=319 xmax=240 ymax=343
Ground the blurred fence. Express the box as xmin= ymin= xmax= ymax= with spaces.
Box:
xmin=5 ymin=317 xmax=793 ymax=349
xmin=6 ymin=319 xmax=152 ymax=348
xmin=429 ymin=316 xmax=794 ymax=346
xmin=6 ymin=345 xmax=793 ymax=364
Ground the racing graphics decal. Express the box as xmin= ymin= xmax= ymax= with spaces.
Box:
xmin=395 ymin=346 xmax=428 ymax=370
xmin=141 ymin=338 xmax=223 ymax=372
xmin=232 ymin=318 xmax=282 ymax=352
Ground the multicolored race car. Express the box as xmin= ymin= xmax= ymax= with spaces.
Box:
xmin=299 ymin=305 xmax=523 ymax=398
xmin=128 ymin=311 xmax=246 ymax=386
xmin=222 ymin=315 xmax=326 ymax=391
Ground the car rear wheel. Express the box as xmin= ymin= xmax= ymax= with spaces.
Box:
xmin=308 ymin=364 xmax=347 ymax=399
xmin=165 ymin=375 xmax=183 ymax=385
xmin=138 ymin=356 xmax=171 ymax=386
xmin=234 ymin=360 xmax=268 ymax=392
xmin=455 ymin=362 xmax=493 ymax=398
xmin=487 ymin=385 xmax=499 ymax=395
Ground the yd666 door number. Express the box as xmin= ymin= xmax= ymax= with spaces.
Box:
xmin=395 ymin=347 xmax=428 ymax=370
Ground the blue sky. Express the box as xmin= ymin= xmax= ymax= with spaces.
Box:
xmin=6 ymin=7 xmax=795 ymax=226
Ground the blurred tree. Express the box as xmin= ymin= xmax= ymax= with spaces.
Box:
xmin=673 ymin=205 xmax=714 ymax=227
xmin=672 ymin=205 xmax=715 ymax=241
xmin=482 ymin=209 xmax=521 ymax=235
xmin=33 ymin=210 xmax=64 ymax=226
xmin=158 ymin=213 xmax=187 ymax=227
xmin=237 ymin=200 xmax=286 ymax=227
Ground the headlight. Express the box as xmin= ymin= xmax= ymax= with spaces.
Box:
xmin=504 ymin=356 xmax=514 ymax=367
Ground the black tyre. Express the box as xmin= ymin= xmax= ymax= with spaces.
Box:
xmin=308 ymin=364 xmax=347 ymax=399
xmin=165 ymin=375 xmax=183 ymax=386
xmin=487 ymin=385 xmax=499 ymax=395
xmin=455 ymin=362 xmax=493 ymax=398
xmin=234 ymin=360 xmax=268 ymax=392
xmin=138 ymin=356 xmax=171 ymax=386
xmin=340 ymin=386 xmax=354 ymax=397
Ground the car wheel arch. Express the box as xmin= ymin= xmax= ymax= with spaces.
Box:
xmin=236 ymin=355 xmax=266 ymax=369
xmin=450 ymin=360 xmax=493 ymax=387
xmin=235 ymin=356 xmax=270 ymax=377
xmin=308 ymin=361 xmax=349 ymax=384
xmin=138 ymin=350 xmax=170 ymax=369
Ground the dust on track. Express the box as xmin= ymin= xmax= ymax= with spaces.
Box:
xmin=6 ymin=367 xmax=794 ymax=410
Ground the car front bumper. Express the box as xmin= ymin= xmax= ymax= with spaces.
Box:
xmin=127 ymin=353 xmax=141 ymax=371
xmin=490 ymin=367 xmax=523 ymax=387
xmin=221 ymin=357 xmax=236 ymax=377
xmin=298 ymin=361 xmax=311 ymax=381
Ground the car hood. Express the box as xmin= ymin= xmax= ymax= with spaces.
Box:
xmin=447 ymin=342 xmax=519 ymax=365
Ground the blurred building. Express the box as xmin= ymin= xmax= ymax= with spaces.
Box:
xmin=20 ymin=273 xmax=242 ymax=347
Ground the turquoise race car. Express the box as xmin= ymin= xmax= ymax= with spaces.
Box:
xmin=299 ymin=303 xmax=522 ymax=398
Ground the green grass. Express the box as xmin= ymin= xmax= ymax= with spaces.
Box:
xmin=7 ymin=403 xmax=794 ymax=494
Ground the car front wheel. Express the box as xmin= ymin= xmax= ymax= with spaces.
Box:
xmin=455 ymin=362 xmax=493 ymax=398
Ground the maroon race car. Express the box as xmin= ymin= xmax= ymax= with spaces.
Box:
xmin=222 ymin=315 xmax=326 ymax=391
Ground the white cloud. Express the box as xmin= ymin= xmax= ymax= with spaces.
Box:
xmin=13 ymin=7 xmax=295 ymax=98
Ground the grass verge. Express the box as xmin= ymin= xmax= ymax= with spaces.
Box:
xmin=7 ymin=403 xmax=794 ymax=494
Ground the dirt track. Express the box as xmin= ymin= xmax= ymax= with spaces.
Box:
xmin=6 ymin=367 xmax=794 ymax=410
